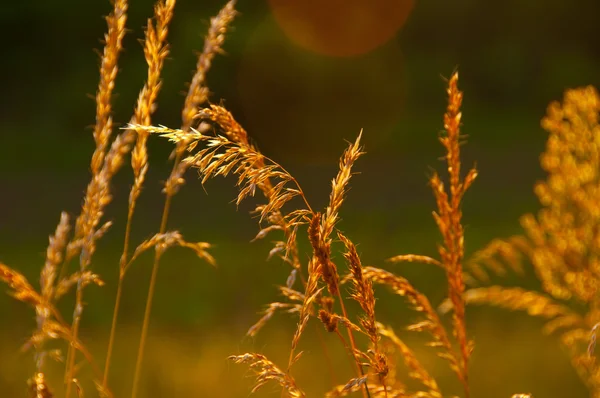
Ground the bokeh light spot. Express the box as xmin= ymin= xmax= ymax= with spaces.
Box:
xmin=237 ymin=17 xmax=406 ymax=163
xmin=267 ymin=0 xmax=414 ymax=57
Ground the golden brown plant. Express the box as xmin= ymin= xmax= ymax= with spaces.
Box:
xmin=381 ymin=72 xmax=474 ymax=398
xmin=462 ymin=86 xmax=600 ymax=396
xmin=0 ymin=0 xmax=237 ymax=396
xmin=7 ymin=0 xmax=596 ymax=394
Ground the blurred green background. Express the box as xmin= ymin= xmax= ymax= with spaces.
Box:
xmin=1 ymin=0 xmax=600 ymax=396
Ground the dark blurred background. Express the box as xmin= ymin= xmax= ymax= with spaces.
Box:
xmin=1 ymin=0 xmax=599 ymax=396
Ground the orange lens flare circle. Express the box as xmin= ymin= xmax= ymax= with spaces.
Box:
xmin=237 ymin=17 xmax=406 ymax=162
xmin=267 ymin=0 xmax=415 ymax=57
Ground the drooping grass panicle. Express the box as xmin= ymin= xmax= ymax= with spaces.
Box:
xmin=123 ymin=231 xmax=214 ymax=274
xmin=137 ymin=124 xmax=313 ymax=224
xmin=166 ymin=0 xmax=238 ymax=198
xmin=181 ymin=0 xmax=237 ymax=133
xmin=197 ymin=105 xmax=308 ymax=272
xmin=229 ymin=353 xmax=306 ymax=397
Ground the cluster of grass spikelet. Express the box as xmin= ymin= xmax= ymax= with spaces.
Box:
xmin=0 ymin=0 xmax=598 ymax=397
xmin=457 ymin=85 xmax=600 ymax=397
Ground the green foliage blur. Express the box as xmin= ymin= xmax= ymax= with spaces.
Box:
xmin=1 ymin=0 xmax=599 ymax=396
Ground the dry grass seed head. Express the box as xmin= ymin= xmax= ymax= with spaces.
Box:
xmin=229 ymin=353 xmax=305 ymax=397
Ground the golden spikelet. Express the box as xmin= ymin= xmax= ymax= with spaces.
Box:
xmin=181 ymin=1 xmax=237 ymax=132
xmin=320 ymin=130 xmax=364 ymax=241
xmin=229 ymin=353 xmax=305 ymax=397
xmin=386 ymin=254 xmax=442 ymax=268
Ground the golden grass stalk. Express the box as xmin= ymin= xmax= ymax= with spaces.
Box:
xmin=229 ymin=353 xmax=305 ymax=397
xmin=104 ymin=0 xmax=176 ymax=388
xmin=130 ymin=3 xmax=237 ymax=397
xmin=63 ymin=0 xmax=128 ymax=395
xmin=429 ymin=72 xmax=475 ymax=395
